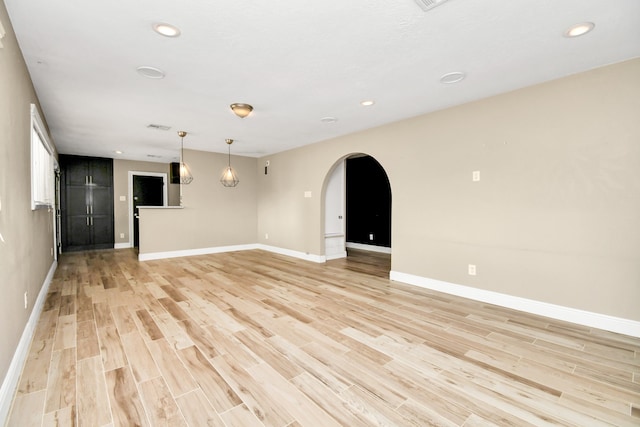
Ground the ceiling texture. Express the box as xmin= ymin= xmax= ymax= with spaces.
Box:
xmin=5 ymin=0 xmax=640 ymax=163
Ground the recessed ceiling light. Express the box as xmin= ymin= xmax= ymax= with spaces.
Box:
xmin=440 ymin=71 xmax=466 ymax=84
xmin=320 ymin=117 xmax=338 ymax=123
xmin=564 ymin=22 xmax=595 ymax=38
xmin=114 ymin=150 xmax=123 ymax=154
xmin=136 ymin=66 xmax=165 ymax=79
xmin=152 ymin=23 xmax=181 ymax=37
xmin=360 ymin=100 xmax=375 ymax=106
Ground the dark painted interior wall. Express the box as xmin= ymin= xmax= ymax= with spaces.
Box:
xmin=346 ymin=156 xmax=391 ymax=247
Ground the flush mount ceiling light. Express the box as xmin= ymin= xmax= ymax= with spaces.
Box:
xmin=221 ymin=139 xmax=239 ymax=187
xmin=136 ymin=66 xmax=165 ymax=79
xmin=230 ymin=103 xmax=253 ymax=118
xmin=152 ymin=22 xmax=181 ymax=37
xmin=114 ymin=150 xmax=123 ymax=154
xmin=177 ymin=131 xmax=193 ymax=185
xmin=360 ymin=100 xmax=375 ymax=106
xmin=320 ymin=117 xmax=338 ymax=123
xmin=440 ymin=71 xmax=466 ymax=84
xmin=564 ymin=22 xmax=595 ymax=38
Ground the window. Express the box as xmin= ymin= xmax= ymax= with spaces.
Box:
xmin=31 ymin=104 xmax=55 ymax=210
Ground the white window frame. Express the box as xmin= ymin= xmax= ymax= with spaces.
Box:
xmin=30 ymin=104 xmax=55 ymax=210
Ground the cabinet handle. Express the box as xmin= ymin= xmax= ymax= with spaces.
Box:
xmin=86 ymin=205 xmax=89 ymax=215
xmin=85 ymin=176 xmax=88 ymax=185
xmin=90 ymin=205 xmax=93 ymax=214
xmin=86 ymin=217 xmax=89 ymax=226
xmin=90 ymin=175 xmax=93 ymax=184
xmin=90 ymin=217 xmax=93 ymax=226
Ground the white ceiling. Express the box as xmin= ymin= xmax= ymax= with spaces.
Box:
xmin=5 ymin=0 xmax=640 ymax=163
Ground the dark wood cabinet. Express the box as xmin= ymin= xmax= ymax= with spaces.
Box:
xmin=60 ymin=155 xmax=114 ymax=251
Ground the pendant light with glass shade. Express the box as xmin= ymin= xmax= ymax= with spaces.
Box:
xmin=178 ymin=131 xmax=193 ymax=184
xmin=220 ymin=139 xmax=239 ymax=187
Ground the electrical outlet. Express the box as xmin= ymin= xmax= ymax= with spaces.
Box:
xmin=24 ymin=291 xmax=28 ymax=309
xmin=468 ymin=264 xmax=477 ymax=276
xmin=50 ymin=247 xmax=53 ymax=256
xmin=120 ymin=233 xmax=125 ymax=239
xmin=265 ymin=233 xmax=269 ymax=240
xmin=369 ymin=233 xmax=374 ymax=241
xmin=472 ymin=171 xmax=480 ymax=182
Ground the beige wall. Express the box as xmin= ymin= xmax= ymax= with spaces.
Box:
xmin=0 ymin=0 xmax=56 ymax=387
xmin=139 ymin=149 xmax=258 ymax=254
xmin=113 ymin=159 xmax=180 ymax=246
xmin=257 ymin=59 xmax=640 ymax=321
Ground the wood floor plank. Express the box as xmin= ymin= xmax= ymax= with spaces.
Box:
xmin=44 ymin=348 xmax=76 ymax=413
xmin=138 ymin=377 xmax=186 ymax=426
xmin=219 ymin=403 xmax=266 ymax=427
xmin=177 ymin=345 xmax=242 ymax=412
xmin=134 ymin=309 xmax=164 ymax=341
xmin=18 ymin=338 xmax=54 ymax=394
xmin=53 ymin=314 xmax=76 ymax=351
xmin=290 ymin=371 xmax=373 ymax=427
xmin=43 ymin=405 xmax=76 ymax=427
xmin=77 ymin=319 xmax=100 ymax=360
xmin=77 ymin=356 xmax=112 ymax=426
xmin=105 ymin=366 xmax=150 ymax=427
xmin=246 ymin=362 xmax=342 ymax=427
xmin=7 ymin=390 xmax=45 ymax=427
xmin=147 ymin=338 xmax=198 ymax=397
xmin=175 ymin=389 xmax=226 ymax=427
xmin=120 ymin=330 xmax=161 ymax=383
xmin=211 ymin=353 xmax=295 ymax=427
xmin=97 ymin=325 xmax=128 ymax=371
xmin=112 ymin=305 xmax=137 ymax=335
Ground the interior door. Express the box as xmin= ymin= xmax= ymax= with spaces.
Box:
xmin=133 ymin=175 xmax=164 ymax=247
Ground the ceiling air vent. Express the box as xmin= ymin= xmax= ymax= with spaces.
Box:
xmin=414 ymin=0 xmax=451 ymax=12
xmin=147 ymin=124 xmax=171 ymax=131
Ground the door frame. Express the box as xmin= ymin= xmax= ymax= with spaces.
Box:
xmin=53 ymin=158 xmax=60 ymax=260
xmin=127 ymin=171 xmax=167 ymax=248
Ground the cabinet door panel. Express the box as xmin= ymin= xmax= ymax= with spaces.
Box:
xmin=66 ymin=187 xmax=89 ymax=216
xmin=90 ymin=158 xmax=113 ymax=186
xmin=90 ymin=187 xmax=113 ymax=216
xmin=66 ymin=216 xmax=91 ymax=248
xmin=91 ymin=215 xmax=113 ymax=247
xmin=62 ymin=156 xmax=90 ymax=186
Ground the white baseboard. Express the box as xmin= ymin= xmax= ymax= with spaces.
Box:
xmin=0 ymin=260 xmax=57 ymax=424
xmin=326 ymin=251 xmax=347 ymax=261
xmin=114 ymin=242 xmax=132 ymax=249
xmin=139 ymin=244 xmax=259 ymax=261
xmin=256 ymin=244 xmax=326 ymax=263
xmin=346 ymin=242 xmax=392 ymax=254
xmin=139 ymin=243 xmax=327 ymax=264
xmin=390 ymin=271 xmax=640 ymax=338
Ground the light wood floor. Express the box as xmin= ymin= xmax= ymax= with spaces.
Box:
xmin=6 ymin=248 xmax=640 ymax=426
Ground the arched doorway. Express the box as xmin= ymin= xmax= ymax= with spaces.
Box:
xmin=322 ymin=154 xmax=392 ymax=277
